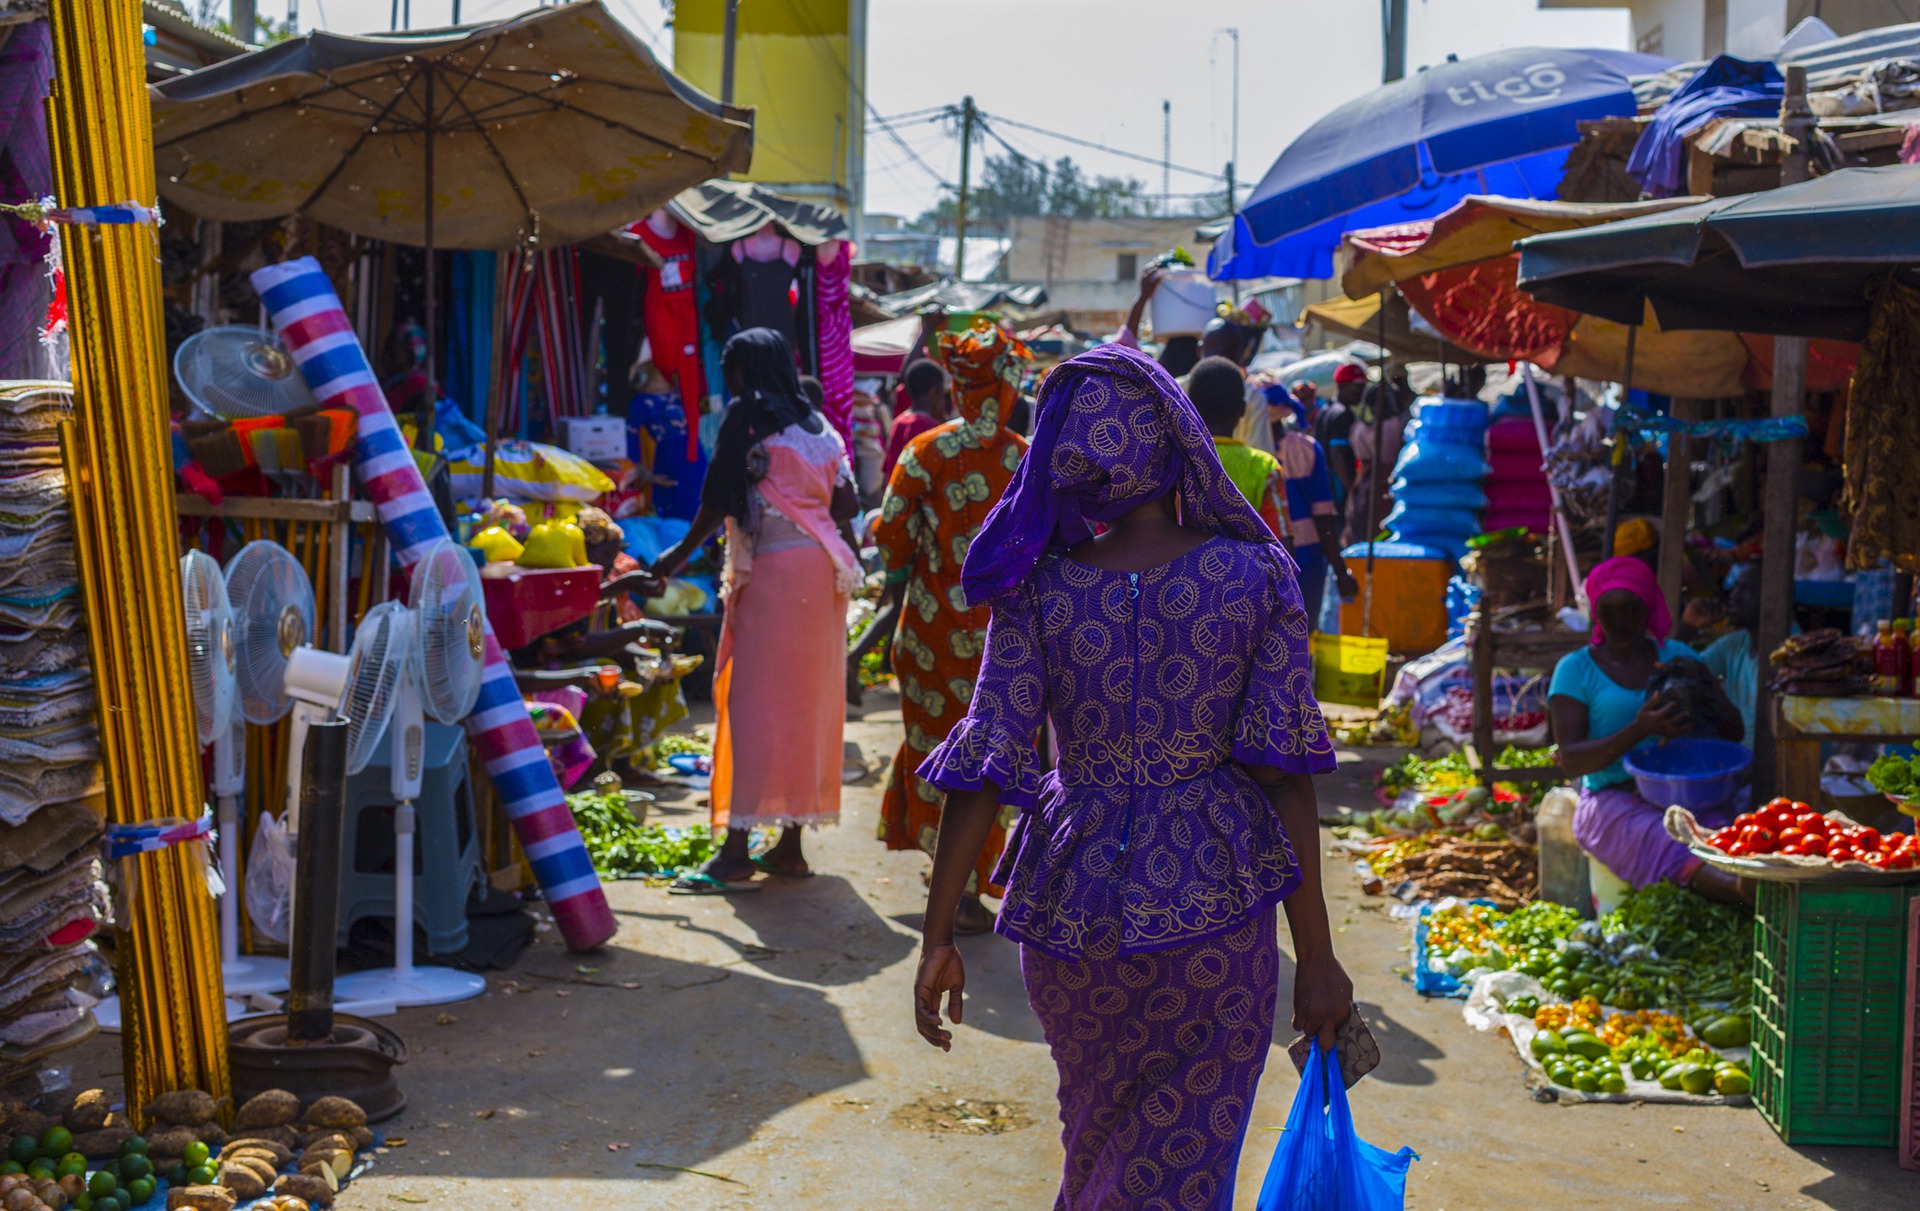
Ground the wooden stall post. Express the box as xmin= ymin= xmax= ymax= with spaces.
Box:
xmin=1757 ymin=66 xmax=1816 ymax=801
xmin=1658 ymin=399 xmax=1695 ymax=624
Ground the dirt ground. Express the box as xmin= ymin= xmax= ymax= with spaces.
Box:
xmin=69 ymin=689 xmax=1920 ymax=1209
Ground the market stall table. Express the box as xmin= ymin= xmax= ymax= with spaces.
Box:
xmin=1466 ymin=609 xmax=1586 ymax=790
xmin=1773 ymin=693 xmax=1920 ymax=807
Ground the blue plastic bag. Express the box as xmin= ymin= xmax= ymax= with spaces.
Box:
xmin=1382 ymin=503 xmax=1480 ymax=539
xmin=1257 ymin=1042 xmax=1417 ymax=1211
xmin=1389 ymin=479 xmax=1487 ymax=511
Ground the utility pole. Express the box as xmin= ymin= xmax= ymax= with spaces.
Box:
xmin=1383 ymin=0 xmax=1408 ymax=82
xmin=1752 ymin=63 xmax=1815 ymax=799
xmin=953 ymin=96 xmax=976 ymax=281
xmin=1226 ymin=158 xmax=1238 ymax=304
xmin=286 ymin=0 xmax=297 ymax=35
xmin=451 ymin=1 xmax=460 ymax=24
xmin=1161 ymin=100 xmax=1171 ymax=216
xmin=232 ymin=0 xmax=256 ymax=42
xmin=721 ymin=0 xmax=741 ymax=104
xmin=1227 ymin=29 xmax=1239 ymax=185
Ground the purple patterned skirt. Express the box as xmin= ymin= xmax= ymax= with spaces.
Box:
xmin=1022 ymin=908 xmax=1278 ymax=1211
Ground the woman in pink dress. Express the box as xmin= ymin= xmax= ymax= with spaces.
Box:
xmin=652 ymin=329 xmax=861 ymax=891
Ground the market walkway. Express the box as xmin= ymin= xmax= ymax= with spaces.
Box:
xmin=74 ymin=692 xmax=1915 ymax=1209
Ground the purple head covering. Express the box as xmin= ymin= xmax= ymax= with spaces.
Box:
xmin=962 ymin=343 xmax=1279 ymax=606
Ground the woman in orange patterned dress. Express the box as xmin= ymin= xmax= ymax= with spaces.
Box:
xmin=874 ymin=323 xmax=1032 ymax=933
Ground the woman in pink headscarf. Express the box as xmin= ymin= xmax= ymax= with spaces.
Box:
xmin=1548 ymin=556 xmax=1748 ymax=904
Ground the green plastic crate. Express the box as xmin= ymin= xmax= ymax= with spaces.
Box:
xmin=1751 ymin=880 xmax=1920 ymax=1145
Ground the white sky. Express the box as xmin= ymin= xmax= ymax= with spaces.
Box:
xmin=271 ymin=0 xmax=1633 ymax=218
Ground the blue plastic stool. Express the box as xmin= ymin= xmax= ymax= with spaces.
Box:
xmin=337 ymin=721 xmax=481 ymax=957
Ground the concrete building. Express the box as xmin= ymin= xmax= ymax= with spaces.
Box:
xmin=1001 ymin=215 xmax=1223 ymax=333
xmin=1539 ymin=0 xmax=1893 ymax=60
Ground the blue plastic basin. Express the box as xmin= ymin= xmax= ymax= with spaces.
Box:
xmin=1623 ymin=737 xmax=1753 ymax=812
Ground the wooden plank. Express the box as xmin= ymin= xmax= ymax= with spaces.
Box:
xmin=1658 ymin=398 xmax=1695 ymax=624
xmin=174 ymin=493 xmax=376 ymax=523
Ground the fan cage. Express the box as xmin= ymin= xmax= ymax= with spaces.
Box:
xmin=409 ymin=541 xmax=488 ymax=725
xmin=173 ymin=326 xmax=318 ymax=420
xmin=224 ymin=541 xmax=316 ymax=725
xmin=343 ymin=602 xmax=411 ymax=776
xmin=181 ymin=550 xmax=235 ymax=747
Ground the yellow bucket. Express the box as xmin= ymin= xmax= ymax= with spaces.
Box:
xmin=1311 ymin=632 xmax=1388 ymax=709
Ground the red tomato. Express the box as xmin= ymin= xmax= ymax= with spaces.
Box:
xmin=1744 ymin=826 xmax=1779 ymax=854
xmin=1865 ymin=852 xmax=1890 ymax=869
xmin=1728 ymin=842 xmax=1754 ymax=857
xmin=1802 ymin=836 xmax=1829 ymax=857
xmin=1779 ymin=828 xmax=1807 ymax=847
xmin=1734 ymin=813 xmax=1759 ymax=831
xmin=1779 ymin=842 xmax=1807 ymax=856
xmin=1795 ymin=812 xmax=1829 ymax=834
xmin=1758 ymin=808 xmax=1793 ymax=832
xmin=1710 ymin=827 xmax=1739 ymax=852
xmin=1791 ymin=801 xmax=1814 ymax=813
xmin=1882 ymin=834 xmax=1904 ymax=853
xmin=1857 ymin=828 xmax=1883 ymax=851
xmin=1766 ymin=797 xmax=1796 ymax=812
xmin=1886 ymin=850 xmax=1916 ymax=871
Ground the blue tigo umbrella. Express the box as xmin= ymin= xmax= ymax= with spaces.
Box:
xmin=1211 ymin=46 xmax=1671 ymax=282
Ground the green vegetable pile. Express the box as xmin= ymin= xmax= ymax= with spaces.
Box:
xmin=1454 ymin=885 xmax=1752 ymax=1012
xmin=567 ymin=789 xmax=717 ymax=878
xmin=1866 ymin=750 xmax=1920 ymax=796
xmin=653 ymin=732 xmax=712 ymax=759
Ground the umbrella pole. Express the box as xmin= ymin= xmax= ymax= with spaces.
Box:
xmin=1520 ymin=362 xmax=1586 ymax=613
xmin=417 ymin=68 xmax=437 ymax=454
xmin=1601 ymin=323 xmax=1636 ymax=561
xmin=1363 ymin=290 xmax=1388 ymax=638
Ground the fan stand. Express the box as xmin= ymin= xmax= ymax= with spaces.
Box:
xmin=213 ymin=721 xmax=289 ymax=996
xmin=334 ymin=688 xmax=486 ymax=1008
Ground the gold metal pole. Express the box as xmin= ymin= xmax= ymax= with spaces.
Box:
xmin=46 ymin=0 xmax=230 ymax=1117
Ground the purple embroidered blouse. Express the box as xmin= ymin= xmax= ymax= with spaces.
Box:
xmin=920 ymin=535 xmax=1337 ymax=961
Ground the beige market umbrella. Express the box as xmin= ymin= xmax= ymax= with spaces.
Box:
xmin=149 ymin=0 xmax=753 ymax=441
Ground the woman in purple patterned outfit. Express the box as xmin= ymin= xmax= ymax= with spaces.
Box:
xmin=911 ymin=344 xmax=1353 ymax=1210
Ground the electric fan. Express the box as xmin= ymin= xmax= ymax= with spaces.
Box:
xmin=183 ymin=549 xmax=288 ymax=998
xmin=333 ymin=540 xmax=488 ymax=1008
xmin=226 ymin=540 xmax=347 ymax=842
xmin=174 ymin=326 xmax=317 ymax=420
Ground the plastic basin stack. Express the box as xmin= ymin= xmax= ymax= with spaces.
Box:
xmin=1384 ymin=398 xmax=1489 ymax=564
xmin=1483 ymin=402 xmax=1554 ymax=535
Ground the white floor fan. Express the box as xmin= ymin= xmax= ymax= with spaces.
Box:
xmin=332 ymin=540 xmax=489 ymax=1008
xmin=224 ymin=541 xmax=395 ymax=1020
xmin=183 ymin=550 xmax=290 ymax=999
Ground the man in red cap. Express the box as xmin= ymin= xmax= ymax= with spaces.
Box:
xmin=1314 ymin=363 xmax=1368 ymax=541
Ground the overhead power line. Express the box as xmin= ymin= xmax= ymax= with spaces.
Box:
xmin=974 ymin=110 xmax=1227 ymax=182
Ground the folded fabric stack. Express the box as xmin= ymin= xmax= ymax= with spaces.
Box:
xmin=0 ymin=381 xmax=104 ymax=1092
xmin=1385 ymin=398 xmax=1491 ymax=564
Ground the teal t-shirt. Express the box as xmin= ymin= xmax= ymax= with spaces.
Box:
xmin=1697 ymin=630 xmax=1756 ymax=749
xmin=1548 ymin=639 xmax=1698 ymax=790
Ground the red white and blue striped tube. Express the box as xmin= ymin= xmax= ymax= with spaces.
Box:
xmin=250 ymin=257 xmax=616 ymax=952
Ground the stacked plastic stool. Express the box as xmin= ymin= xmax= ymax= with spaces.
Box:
xmin=337 ymin=721 xmax=482 ymax=957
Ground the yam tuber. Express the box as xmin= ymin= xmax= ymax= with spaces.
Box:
xmin=166 ymin=1187 xmax=237 ymax=1211
xmin=297 ymin=1098 xmax=365 ymax=1131
xmin=233 ymin=1091 xmax=300 ymax=1132
xmin=62 ymin=1091 xmax=110 ymax=1134
xmin=272 ymin=1174 xmax=333 ymax=1207
xmin=144 ymin=1091 xmax=220 ymax=1126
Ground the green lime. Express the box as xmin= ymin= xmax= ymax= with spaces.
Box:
xmin=9 ymin=1136 xmax=39 ymax=1166
xmin=119 ymin=1154 xmax=151 ymax=1182
xmin=179 ymin=1141 xmax=208 ymax=1169
xmin=27 ymin=1158 xmax=56 ymax=1180
xmin=127 ymin=1176 xmax=154 ymax=1205
xmin=185 ymin=1165 xmax=214 ymax=1188
xmin=163 ymin=1164 xmax=186 ymax=1188
xmin=39 ymin=1127 xmax=72 ymax=1159
xmin=57 ymin=1154 xmax=87 ymax=1179
xmin=72 ymin=1193 xmax=93 ymax=1211
xmin=108 ymin=1193 xmax=132 ymax=1211
xmin=0 ymin=1161 xmax=21 ymax=1175
xmin=118 ymin=1136 xmax=147 ymax=1158
xmin=87 ymin=1171 xmax=118 ymax=1198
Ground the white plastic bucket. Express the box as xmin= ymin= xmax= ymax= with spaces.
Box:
xmin=1149 ymin=269 xmax=1218 ymax=338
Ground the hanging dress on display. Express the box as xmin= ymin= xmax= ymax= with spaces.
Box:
xmin=634 ymin=210 xmax=705 ymax=456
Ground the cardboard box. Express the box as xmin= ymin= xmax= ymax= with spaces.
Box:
xmin=561 ymin=415 xmax=626 ymax=464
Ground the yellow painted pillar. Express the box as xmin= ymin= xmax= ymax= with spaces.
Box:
xmin=46 ymin=0 xmax=230 ymax=1114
